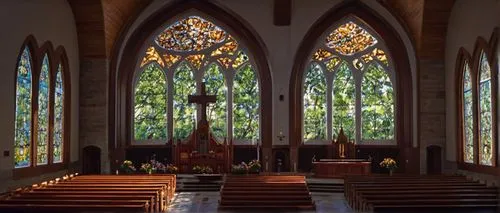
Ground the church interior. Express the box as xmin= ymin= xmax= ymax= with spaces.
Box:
xmin=1 ymin=0 xmax=500 ymax=212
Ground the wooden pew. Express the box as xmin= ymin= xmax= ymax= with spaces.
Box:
xmin=344 ymin=175 xmax=499 ymax=212
xmin=219 ymin=175 xmax=315 ymax=210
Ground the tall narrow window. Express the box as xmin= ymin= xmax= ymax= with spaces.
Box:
xmin=303 ymin=63 xmax=327 ymax=141
xmin=361 ymin=64 xmax=394 ymax=140
xmin=305 ymin=18 xmax=395 ymax=144
xmin=462 ymin=62 xmax=474 ymax=163
xmin=53 ymin=64 xmax=64 ymax=163
xmin=134 ymin=63 xmax=167 ymax=141
xmin=478 ymin=52 xmax=493 ymax=166
xmin=133 ymin=15 xmax=260 ymax=145
xmin=14 ymin=47 xmax=33 ymax=168
xmin=37 ymin=54 xmax=50 ymax=165
xmin=173 ymin=62 xmax=196 ymax=140
xmin=332 ymin=61 xmax=355 ymax=140
xmin=233 ymin=64 xmax=259 ymax=141
xmin=204 ymin=63 xmax=226 ymax=139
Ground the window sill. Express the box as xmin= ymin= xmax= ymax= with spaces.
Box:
xmin=458 ymin=162 xmax=500 ymax=176
xmin=12 ymin=163 xmax=68 ymax=180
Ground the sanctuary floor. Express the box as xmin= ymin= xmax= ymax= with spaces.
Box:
xmin=167 ymin=191 xmax=352 ymax=213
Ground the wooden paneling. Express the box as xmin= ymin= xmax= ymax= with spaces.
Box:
xmin=380 ymin=0 xmax=424 ymax=52
xmin=420 ymin=0 xmax=455 ymax=59
xmin=68 ymin=0 xmax=106 ymax=59
xmin=101 ymin=0 xmax=152 ymax=57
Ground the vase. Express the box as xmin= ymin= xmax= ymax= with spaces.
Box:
xmin=389 ymin=169 xmax=393 ymax=176
xmin=148 ymin=170 xmax=152 ymax=175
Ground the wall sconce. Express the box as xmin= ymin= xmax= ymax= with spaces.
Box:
xmin=277 ymin=130 xmax=285 ymax=141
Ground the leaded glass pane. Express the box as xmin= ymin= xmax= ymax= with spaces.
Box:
xmin=173 ymin=62 xmax=196 ymax=140
xmin=479 ymin=52 xmax=493 ymax=166
xmin=462 ymin=63 xmax=473 ymax=163
xmin=312 ymin=49 xmax=333 ymax=61
xmin=361 ymin=64 xmax=394 ymax=140
xmin=163 ymin=54 xmax=181 ymax=68
xmin=185 ymin=54 xmax=205 ymax=70
xmin=204 ymin=64 xmax=226 ymax=139
xmin=155 ymin=16 xmax=227 ymax=52
xmin=304 ymin=63 xmax=327 ymax=141
xmin=141 ymin=46 xmax=164 ymax=68
xmin=37 ymin=55 xmax=50 ymax=165
xmin=211 ymin=36 xmax=238 ymax=57
xmin=326 ymin=21 xmax=377 ymax=55
xmin=134 ymin=63 xmax=167 ymax=140
xmin=333 ymin=61 xmax=355 ymax=141
xmin=53 ymin=65 xmax=64 ymax=163
xmin=232 ymin=51 xmax=249 ymax=69
xmin=234 ymin=64 xmax=259 ymax=140
xmin=15 ymin=47 xmax=32 ymax=168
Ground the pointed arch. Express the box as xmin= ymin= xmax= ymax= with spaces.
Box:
xmin=111 ymin=1 xmax=271 ymax=152
xmin=290 ymin=1 xmax=414 ymax=172
xmin=173 ymin=61 xmax=196 ymax=140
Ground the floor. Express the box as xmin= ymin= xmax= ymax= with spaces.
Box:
xmin=167 ymin=191 xmax=353 ymax=213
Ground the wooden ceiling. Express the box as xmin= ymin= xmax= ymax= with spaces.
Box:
xmin=68 ymin=0 xmax=455 ymax=60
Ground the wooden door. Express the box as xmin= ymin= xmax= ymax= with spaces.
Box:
xmin=426 ymin=145 xmax=442 ymax=174
xmin=82 ymin=146 xmax=101 ymax=174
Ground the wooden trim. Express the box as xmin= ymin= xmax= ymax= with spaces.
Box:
xmin=458 ymin=162 xmax=500 ymax=176
xmin=289 ymin=1 xmax=414 ymax=172
xmin=12 ymin=36 xmax=71 ymax=179
xmin=109 ymin=0 xmax=272 ymax=154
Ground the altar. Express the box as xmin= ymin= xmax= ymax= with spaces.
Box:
xmin=312 ymin=127 xmax=371 ymax=178
xmin=313 ymin=159 xmax=371 ymax=178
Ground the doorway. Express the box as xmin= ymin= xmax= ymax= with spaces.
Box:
xmin=426 ymin=145 xmax=442 ymax=174
xmin=82 ymin=146 xmax=101 ymax=174
xmin=273 ymin=149 xmax=290 ymax=172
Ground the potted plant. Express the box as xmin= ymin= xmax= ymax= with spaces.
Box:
xmin=379 ymin=157 xmax=397 ymax=176
xmin=119 ymin=160 xmax=136 ymax=174
xmin=248 ymin=160 xmax=261 ymax=174
xmin=140 ymin=162 xmax=153 ymax=174
xmin=150 ymin=160 xmax=166 ymax=173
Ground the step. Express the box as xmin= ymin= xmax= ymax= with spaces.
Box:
xmin=220 ymin=200 xmax=314 ymax=205
xmin=218 ymin=205 xmax=315 ymax=210
xmin=221 ymin=191 xmax=310 ymax=196
xmin=220 ymin=195 xmax=312 ymax=200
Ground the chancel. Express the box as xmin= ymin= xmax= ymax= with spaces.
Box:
xmin=1 ymin=0 xmax=500 ymax=213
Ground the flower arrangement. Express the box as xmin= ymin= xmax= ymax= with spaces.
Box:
xmin=379 ymin=157 xmax=397 ymax=175
xmin=166 ymin=164 xmax=178 ymax=174
xmin=192 ymin=165 xmax=213 ymax=174
xmin=231 ymin=162 xmax=249 ymax=175
xmin=140 ymin=163 xmax=153 ymax=174
xmin=150 ymin=160 xmax=166 ymax=173
xmin=208 ymin=150 xmax=215 ymax=154
xmin=248 ymin=159 xmax=261 ymax=173
xmin=119 ymin=160 xmax=136 ymax=174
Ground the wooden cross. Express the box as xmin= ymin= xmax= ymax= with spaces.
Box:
xmin=188 ymin=82 xmax=217 ymax=122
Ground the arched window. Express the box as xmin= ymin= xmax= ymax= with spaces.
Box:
xmin=304 ymin=18 xmax=395 ymax=144
xmin=478 ymin=51 xmax=493 ymax=166
xmin=37 ymin=54 xmax=50 ymax=165
xmin=14 ymin=46 xmax=33 ymax=168
xmin=14 ymin=38 xmax=70 ymax=172
xmin=53 ymin=64 xmax=64 ymax=163
xmin=133 ymin=15 xmax=260 ymax=145
xmin=462 ymin=61 xmax=474 ymax=164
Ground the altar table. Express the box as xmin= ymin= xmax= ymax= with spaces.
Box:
xmin=313 ymin=159 xmax=371 ymax=178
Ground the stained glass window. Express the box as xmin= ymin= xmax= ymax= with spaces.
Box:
xmin=53 ymin=64 xmax=64 ymax=163
xmin=204 ymin=64 xmax=226 ymax=139
xmin=303 ymin=63 xmax=327 ymax=140
xmin=134 ymin=63 xmax=167 ymax=140
xmin=305 ymin=18 xmax=394 ymax=144
xmin=173 ymin=62 xmax=196 ymax=140
xmin=14 ymin=47 xmax=33 ymax=168
xmin=135 ymin=15 xmax=260 ymax=145
xmin=37 ymin=54 xmax=50 ymax=165
xmin=362 ymin=64 xmax=394 ymax=140
xmin=155 ymin=16 xmax=226 ymax=52
xmin=462 ymin=62 xmax=473 ymax=163
xmin=326 ymin=21 xmax=377 ymax=55
xmin=478 ymin=52 xmax=492 ymax=166
xmin=234 ymin=64 xmax=259 ymax=140
xmin=332 ymin=61 xmax=355 ymax=140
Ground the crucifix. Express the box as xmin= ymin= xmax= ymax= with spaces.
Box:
xmin=188 ymin=82 xmax=216 ymax=154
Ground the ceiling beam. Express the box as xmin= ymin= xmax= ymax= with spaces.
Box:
xmin=274 ymin=0 xmax=291 ymax=26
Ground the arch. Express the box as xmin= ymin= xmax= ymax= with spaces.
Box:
xmin=110 ymin=0 xmax=272 ymax=152
xmin=290 ymin=1 xmax=413 ymax=171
